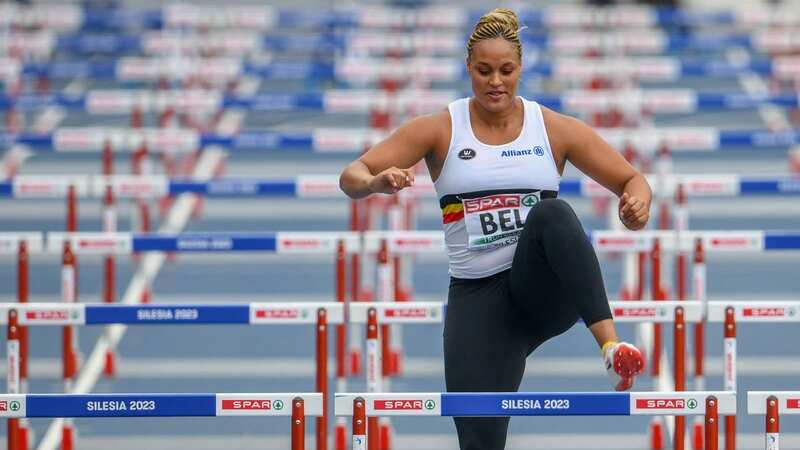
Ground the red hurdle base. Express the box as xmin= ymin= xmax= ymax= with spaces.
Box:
xmin=379 ymin=420 xmax=391 ymax=450
xmin=693 ymin=421 xmax=704 ymax=450
xmin=104 ymin=350 xmax=116 ymax=378
xmin=18 ymin=425 xmax=30 ymax=450
xmin=349 ymin=350 xmax=362 ymax=376
xmin=8 ymin=418 xmax=19 ymax=450
xmin=62 ymin=423 xmax=74 ymax=450
xmin=335 ymin=419 xmax=347 ymax=450
xmin=650 ymin=419 xmax=664 ymax=450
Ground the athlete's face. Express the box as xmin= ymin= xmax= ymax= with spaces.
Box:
xmin=467 ymin=38 xmax=521 ymax=113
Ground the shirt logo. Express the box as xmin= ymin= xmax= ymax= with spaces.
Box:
xmin=501 ymin=149 xmax=531 ymax=158
xmin=458 ymin=148 xmax=476 ymax=160
xmin=463 ymin=195 xmax=520 ymax=214
xmin=500 ymin=146 xmax=544 ymax=158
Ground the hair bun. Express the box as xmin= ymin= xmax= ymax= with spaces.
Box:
xmin=481 ymin=8 xmax=520 ymax=33
xmin=466 ymin=8 xmax=523 ymax=61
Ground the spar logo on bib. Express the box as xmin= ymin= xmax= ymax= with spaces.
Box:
xmin=521 ymin=194 xmax=539 ymax=207
xmin=0 ymin=401 xmax=20 ymax=412
xmin=463 ymin=192 xmax=539 ymax=250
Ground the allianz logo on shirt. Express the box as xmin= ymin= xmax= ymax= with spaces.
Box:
xmin=458 ymin=146 xmax=545 ymax=160
xmin=501 ymin=146 xmax=545 ymax=158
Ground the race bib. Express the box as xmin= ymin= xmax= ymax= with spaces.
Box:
xmin=463 ymin=192 xmax=540 ymax=250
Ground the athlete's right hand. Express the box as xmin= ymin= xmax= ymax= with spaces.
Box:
xmin=368 ymin=167 xmax=415 ymax=194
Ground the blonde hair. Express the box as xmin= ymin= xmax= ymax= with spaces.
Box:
xmin=466 ymin=8 xmax=523 ymax=62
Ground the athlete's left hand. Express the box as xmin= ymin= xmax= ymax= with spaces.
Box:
xmin=618 ymin=192 xmax=649 ymax=231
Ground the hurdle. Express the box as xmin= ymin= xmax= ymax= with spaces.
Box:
xmin=5 ymin=126 xmax=800 ymax=153
xmin=335 ymin=391 xmax=734 ymax=450
xmin=14 ymin=28 xmax=800 ymax=58
xmin=9 ymin=88 xmax=800 ymax=116
xmin=0 ymin=233 xmax=44 ymax=449
xmin=706 ymin=302 xmax=800 ymax=450
xmin=2 ymin=296 xmax=445 ymax=450
xmin=613 ymin=300 xmax=704 ymax=450
xmin=0 ymin=392 xmax=321 ymax=450
xmin=9 ymin=231 xmax=800 ymax=447
xmin=342 ymin=300 xmax=701 ymax=450
xmin=4 ymin=173 xmax=798 ymax=200
xmin=592 ymin=230 xmax=800 ymax=449
xmin=748 ymin=391 xmax=800 ymax=450
xmin=347 ymin=302 xmax=446 ymax=450
xmin=2 ymin=303 xmax=342 ymax=450
xmin=12 ymin=52 xmax=800 ymax=84
xmin=588 ymin=227 xmax=797 ymax=317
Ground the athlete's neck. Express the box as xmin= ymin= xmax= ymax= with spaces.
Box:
xmin=470 ymin=97 xmax=522 ymax=131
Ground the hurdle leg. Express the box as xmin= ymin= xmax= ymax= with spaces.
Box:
xmin=366 ymin=309 xmax=381 ymax=450
xmin=335 ymin=240 xmax=348 ymax=450
xmin=292 ymin=398 xmax=305 ymax=450
xmin=17 ymin=240 xmax=30 ymax=448
xmin=353 ymin=398 xmax=367 ymax=450
xmin=316 ymin=309 xmax=328 ymax=450
xmin=9 ymin=417 xmax=19 ymax=450
xmin=335 ymin=402 xmax=348 ymax=450
xmin=378 ymin=391 xmax=392 ymax=450
xmin=8 ymin=309 xmax=20 ymax=450
xmin=62 ymin=420 xmax=75 ymax=450
xmin=705 ymin=396 xmax=718 ymax=450
xmin=376 ymin=240 xmax=394 ymax=450
xmin=692 ymin=237 xmax=707 ymax=450
xmin=61 ymin=242 xmax=78 ymax=450
xmin=620 ymin=249 xmax=637 ymax=300
xmin=103 ymin=184 xmax=118 ymax=377
xmin=349 ymin=205 xmax=364 ymax=376
xmin=723 ymin=308 xmax=736 ymax=450
xmin=674 ymin=307 xmax=686 ymax=450
xmin=766 ymin=396 xmax=779 ymax=450
xmin=650 ymin=239 xmax=664 ymax=450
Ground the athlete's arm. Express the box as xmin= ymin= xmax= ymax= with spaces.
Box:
xmin=339 ymin=112 xmax=446 ymax=199
xmin=542 ymin=107 xmax=651 ymax=231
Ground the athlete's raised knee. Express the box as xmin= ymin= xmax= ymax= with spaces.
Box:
xmin=526 ymin=198 xmax=578 ymax=229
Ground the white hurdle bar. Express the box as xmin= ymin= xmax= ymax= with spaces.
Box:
xmin=1 ymin=301 xmax=445 ymax=450
xmin=0 ymin=392 xmax=321 ymax=450
xmin=2 ymin=174 xmax=799 ymax=199
xmin=335 ymin=391 xmax=734 ymax=450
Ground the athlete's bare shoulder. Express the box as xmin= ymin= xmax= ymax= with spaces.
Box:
xmin=403 ymin=109 xmax=450 ymax=136
xmin=540 ymin=105 xmax=583 ymax=171
xmin=393 ymin=109 xmax=451 ymax=152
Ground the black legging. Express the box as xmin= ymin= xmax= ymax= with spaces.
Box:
xmin=443 ymin=198 xmax=612 ymax=450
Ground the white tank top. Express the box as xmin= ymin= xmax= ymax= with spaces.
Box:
xmin=434 ymin=97 xmax=561 ymax=279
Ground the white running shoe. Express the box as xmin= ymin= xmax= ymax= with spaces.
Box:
xmin=603 ymin=341 xmax=645 ymax=391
